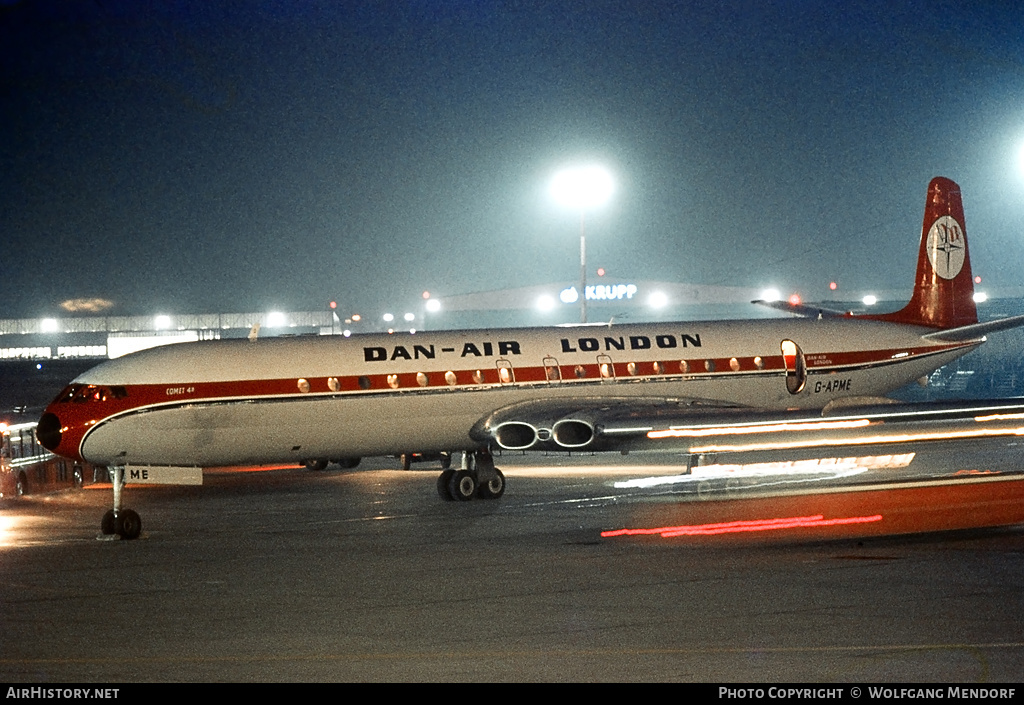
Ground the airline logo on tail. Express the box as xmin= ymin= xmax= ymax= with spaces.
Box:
xmin=927 ymin=215 xmax=965 ymax=280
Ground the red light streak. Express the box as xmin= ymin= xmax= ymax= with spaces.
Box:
xmin=602 ymin=514 xmax=883 ymax=538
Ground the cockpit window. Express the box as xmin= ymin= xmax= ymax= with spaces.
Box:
xmin=55 ymin=385 xmax=79 ymax=403
xmin=68 ymin=385 xmax=125 ymax=403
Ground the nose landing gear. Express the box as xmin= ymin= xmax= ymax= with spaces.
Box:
xmin=99 ymin=465 xmax=142 ymax=540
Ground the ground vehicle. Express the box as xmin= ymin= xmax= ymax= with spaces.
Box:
xmin=1 ymin=417 xmax=95 ymax=498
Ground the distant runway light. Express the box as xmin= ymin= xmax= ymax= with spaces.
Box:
xmin=537 ymin=295 xmax=556 ymax=312
xmin=425 ymin=299 xmax=441 ymax=313
xmin=154 ymin=314 xmax=171 ymax=329
xmin=40 ymin=318 xmax=59 ymax=333
xmin=648 ymin=291 xmax=669 ymax=309
xmin=266 ymin=311 xmax=286 ymax=327
xmin=974 ymin=291 xmax=988 ymax=303
xmin=382 ymin=313 xmax=394 ymax=323
xmin=403 ymin=312 xmax=415 ymax=322
xmin=761 ymin=288 xmax=781 ymax=302
xmin=863 ymin=295 xmax=877 ymax=306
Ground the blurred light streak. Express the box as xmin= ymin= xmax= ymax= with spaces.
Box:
xmin=0 ymin=515 xmax=22 ymax=548
xmin=684 ymin=426 xmax=1024 ymax=454
xmin=648 ymin=419 xmax=871 ymax=439
xmin=602 ymin=514 xmax=883 ymax=538
xmin=614 ymin=454 xmax=913 ymax=489
xmin=975 ymin=412 xmax=1024 ymax=421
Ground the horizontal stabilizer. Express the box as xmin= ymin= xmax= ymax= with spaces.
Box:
xmin=922 ymin=313 xmax=1024 ymax=341
xmin=751 ymin=299 xmax=850 ymax=319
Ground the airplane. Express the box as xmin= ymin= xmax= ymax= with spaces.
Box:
xmin=35 ymin=176 xmax=1024 ymax=539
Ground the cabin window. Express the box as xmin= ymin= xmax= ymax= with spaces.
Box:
xmin=627 ymin=362 xmax=637 ymax=376
xmin=328 ymin=377 xmax=340 ymax=392
xmin=387 ymin=374 xmax=400 ymax=389
xmin=781 ymin=340 xmax=807 ymax=394
xmin=754 ymin=356 xmax=764 ymax=370
xmin=358 ymin=376 xmax=371 ymax=390
xmin=297 ymin=378 xmax=310 ymax=393
xmin=416 ymin=372 xmax=428 ymax=387
xmin=729 ymin=357 xmax=740 ymax=372
xmin=543 ymin=356 xmax=561 ymax=381
xmin=574 ymin=365 xmax=587 ymax=379
xmin=679 ymin=360 xmax=689 ymax=374
xmin=445 ymin=371 xmax=457 ymax=386
xmin=598 ymin=355 xmax=614 ymax=379
xmin=497 ymin=359 xmax=514 ymax=384
xmin=472 ymin=370 xmax=484 ymax=385
xmin=652 ymin=361 xmax=664 ymax=375
xmin=705 ymin=360 xmax=715 ymax=372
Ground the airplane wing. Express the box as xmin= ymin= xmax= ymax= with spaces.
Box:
xmin=750 ymin=299 xmax=851 ymax=319
xmin=469 ymin=396 xmax=750 ymax=452
xmin=473 ymin=396 xmax=1024 ymax=458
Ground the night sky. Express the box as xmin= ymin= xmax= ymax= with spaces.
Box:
xmin=3 ymin=0 xmax=1023 ymax=321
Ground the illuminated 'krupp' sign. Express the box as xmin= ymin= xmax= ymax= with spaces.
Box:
xmin=560 ymin=283 xmax=638 ymax=304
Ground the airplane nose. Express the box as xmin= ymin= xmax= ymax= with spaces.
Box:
xmin=37 ymin=412 xmax=62 ymax=452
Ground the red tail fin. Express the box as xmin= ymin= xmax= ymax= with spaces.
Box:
xmin=862 ymin=176 xmax=977 ymax=329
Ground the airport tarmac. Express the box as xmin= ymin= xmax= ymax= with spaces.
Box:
xmin=2 ymin=446 xmax=1024 ymax=683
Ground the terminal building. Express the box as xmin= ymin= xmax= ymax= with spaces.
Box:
xmin=0 ymin=279 xmax=780 ymax=362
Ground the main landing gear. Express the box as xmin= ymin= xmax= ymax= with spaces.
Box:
xmin=99 ymin=465 xmax=142 ymax=540
xmin=437 ymin=449 xmax=505 ymax=502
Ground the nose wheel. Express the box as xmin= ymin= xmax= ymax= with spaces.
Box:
xmin=437 ymin=450 xmax=505 ymax=501
xmin=99 ymin=466 xmax=142 ymax=540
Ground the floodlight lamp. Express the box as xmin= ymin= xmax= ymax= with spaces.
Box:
xmin=537 ymin=294 xmax=556 ymax=312
xmin=551 ymin=165 xmax=614 ymax=210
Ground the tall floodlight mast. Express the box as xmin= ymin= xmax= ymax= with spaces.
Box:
xmin=550 ymin=165 xmax=614 ymax=323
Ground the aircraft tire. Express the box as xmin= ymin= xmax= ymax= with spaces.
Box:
xmin=476 ymin=469 xmax=505 ymax=500
xmin=101 ymin=510 xmax=116 ymax=535
xmin=448 ymin=470 xmax=477 ymax=501
xmin=304 ymin=459 xmax=328 ymax=472
xmin=334 ymin=457 xmax=361 ymax=469
xmin=117 ymin=509 xmax=142 ymax=540
xmin=437 ymin=469 xmax=456 ymax=500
